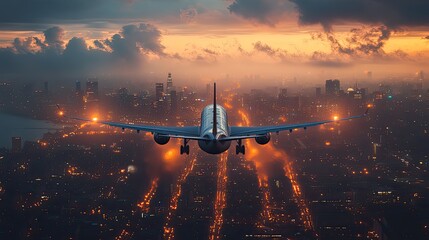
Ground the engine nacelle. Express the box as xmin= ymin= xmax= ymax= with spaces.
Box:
xmin=154 ymin=133 xmax=170 ymax=145
xmin=255 ymin=134 xmax=271 ymax=145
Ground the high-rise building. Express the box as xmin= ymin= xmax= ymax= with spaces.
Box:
xmin=326 ymin=79 xmax=340 ymax=96
xmin=170 ymin=90 xmax=177 ymax=114
xmin=166 ymin=73 xmax=173 ymax=93
xmin=278 ymin=88 xmax=288 ymax=99
xmin=155 ymin=83 xmax=164 ymax=101
xmin=86 ymin=79 xmax=99 ymax=101
xmin=12 ymin=137 xmax=22 ymax=153
xmin=75 ymin=81 xmax=82 ymax=94
xmin=316 ymin=87 xmax=322 ymax=97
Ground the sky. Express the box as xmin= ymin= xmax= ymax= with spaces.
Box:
xmin=1 ymin=0 xmax=429 ymax=85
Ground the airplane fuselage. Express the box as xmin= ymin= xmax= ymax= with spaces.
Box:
xmin=198 ymin=104 xmax=231 ymax=154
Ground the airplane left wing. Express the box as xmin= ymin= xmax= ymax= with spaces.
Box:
xmin=57 ymin=106 xmax=203 ymax=140
xmin=224 ymin=109 xmax=369 ymax=141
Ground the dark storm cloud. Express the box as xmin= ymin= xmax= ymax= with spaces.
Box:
xmin=228 ymin=0 xmax=429 ymax=30
xmin=0 ymin=0 xmax=210 ymax=30
xmin=291 ymin=0 xmax=429 ymax=30
xmin=0 ymin=0 xmax=101 ymax=23
xmin=0 ymin=23 xmax=165 ymax=79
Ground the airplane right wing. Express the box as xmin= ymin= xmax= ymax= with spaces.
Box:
xmin=223 ymin=109 xmax=369 ymax=141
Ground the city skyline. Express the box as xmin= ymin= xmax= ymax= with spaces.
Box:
xmin=1 ymin=1 xmax=429 ymax=239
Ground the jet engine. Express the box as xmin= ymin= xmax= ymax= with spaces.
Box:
xmin=255 ymin=134 xmax=271 ymax=145
xmin=154 ymin=133 xmax=170 ymax=145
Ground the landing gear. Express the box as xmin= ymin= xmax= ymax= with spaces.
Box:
xmin=235 ymin=139 xmax=245 ymax=155
xmin=180 ymin=139 xmax=190 ymax=155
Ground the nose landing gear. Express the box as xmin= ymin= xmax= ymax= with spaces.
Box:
xmin=180 ymin=139 xmax=190 ymax=155
xmin=235 ymin=139 xmax=245 ymax=155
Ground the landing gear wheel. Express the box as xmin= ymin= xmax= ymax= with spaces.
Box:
xmin=180 ymin=139 xmax=190 ymax=155
xmin=235 ymin=140 xmax=245 ymax=155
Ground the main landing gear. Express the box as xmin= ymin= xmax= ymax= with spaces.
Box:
xmin=235 ymin=139 xmax=245 ymax=155
xmin=180 ymin=139 xmax=190 ymax=155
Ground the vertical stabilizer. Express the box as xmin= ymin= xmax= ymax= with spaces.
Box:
xmin=213 ymin=83 xmax=217 ymax=136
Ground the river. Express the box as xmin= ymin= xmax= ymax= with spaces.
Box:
xmin=0 ymin=112 xmax=63 ymax=148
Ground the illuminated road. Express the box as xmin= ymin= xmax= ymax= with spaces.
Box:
xmin=137 ymin=177 xmax=159 ymax=213
xmin=231 ymin=92 xmax=314 ymax=232
xmin=209 ymin=152 xmax=228 ymax=240
xmin=236 ymin=109 xmax=274 ymax=225
xmin=163 ymin=155 xmax=197 ymax=240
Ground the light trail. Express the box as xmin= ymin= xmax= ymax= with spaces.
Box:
xmin=163 ymin=156 xmax=197 ymax=240
xmin=283 ymin=162 xmax=314 ymax=230
xmin=237 ymin=108 xmax=314 ymax=230
xmin=209 ymin=152 xmax=228 ymax=240
xmin=137 ymin=177 xmax=159 ymax=213
xmin=237 ymin=109 xmax=274 ymax=224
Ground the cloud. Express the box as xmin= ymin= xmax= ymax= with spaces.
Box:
xmin=228 ymin=0 xmax=294 ymax=26
xmin=314 ymin=26 xmax=392 ymax=57
xmin=0 ymin=23 xmax=166 ymax=80
xmin=228 ymin=0 xmax=429 ymax=31
xmin=180 ymin=8 xmax=198 ymax=23
xmin=101 ymin=23 xmax=165 ymax=59
xmin=291 ymin=0 xmax=429 ymax=30
xmin=253 ymin=41 xmax=289 ymax=61
xmin=0 ymin=0 xmax=220 ymax=30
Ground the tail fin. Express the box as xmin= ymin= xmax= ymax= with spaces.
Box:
xmin=213 ymin=82 xmax=217 ymax=136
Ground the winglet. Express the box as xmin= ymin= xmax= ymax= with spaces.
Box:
xmin=213 ymin=83 xmax=217 ymax=136
xmin=364 ymin=108 xmax=370 ymax=116
xmin=56 ymin=104 xmax=65 ymax=117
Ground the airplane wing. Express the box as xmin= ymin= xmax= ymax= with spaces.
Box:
xmin=57 ymin=106 xmax=204 ymax=140
xmin=223 ymin=109 xmax=369 ymax=141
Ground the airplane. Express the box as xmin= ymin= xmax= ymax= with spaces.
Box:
xmin=57 ymin=83 xmax=369 ymax=155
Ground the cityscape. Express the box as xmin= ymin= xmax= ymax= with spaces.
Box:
xmin=0 ymin=72 xmax=428 ymax=239
xmin=1 ymin=1 xmax=429 ymax=239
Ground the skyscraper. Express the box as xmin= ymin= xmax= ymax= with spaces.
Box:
xmin=86 ymin=79 xmax=99 ymax=101
xmin=12 ymin=137 xmax=21 ymax=153
xmin=316 ymin=87 xmax=322 ymax=97
xmin=166 ymin=73 xmax=173 ymax=93
xmin=326 ymin=79 xmax=340 ymax=96
xmin=155 ymin=83 xmax=164 ymax=101
xmin=170 ymin=90 xmax=177 ymax=114
xmin=75 ymin=81 xmax=82 ymax=94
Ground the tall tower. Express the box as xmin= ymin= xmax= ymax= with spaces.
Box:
xmin=155 ymin=83 xmax=164 ymax=101
xmin=12 ymin=137 xmax=22 ymax=153
xmin=86 ymin=78 xmax=99 ymax=101
xmin=166 ymin=73 xmax=173 ymax=93
xmin=75 ymin=81 xmax=82 ymax=94
xmin=326 ymin=79 xmax=340 ymax=96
